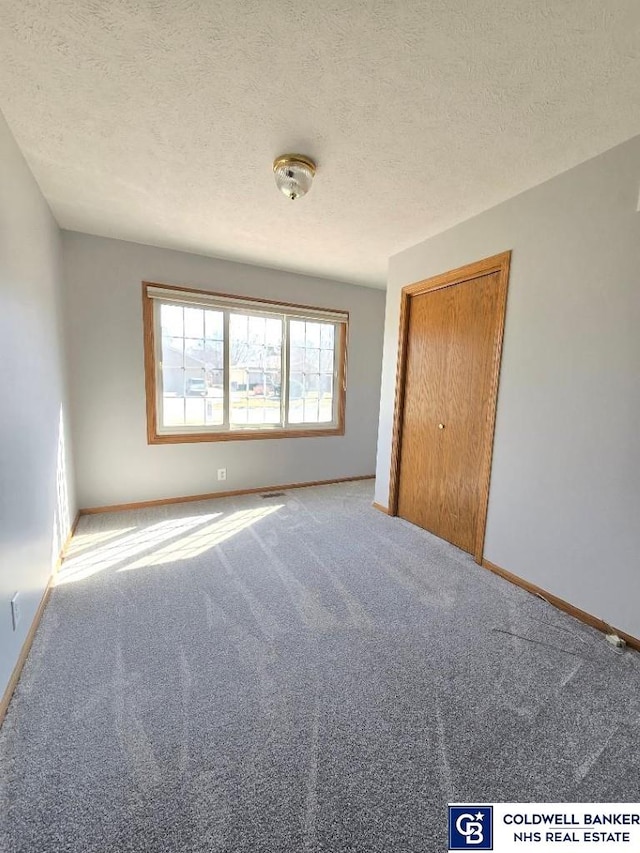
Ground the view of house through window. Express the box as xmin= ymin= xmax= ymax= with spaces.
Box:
xmin=160 ymin=304 xmax=225 ymax=427
xmin=229 ymin=313 xmax=283 ymax=426
xmin=144 ymin=284 xmax=347 ymax=441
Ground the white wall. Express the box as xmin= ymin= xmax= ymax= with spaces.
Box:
xmin=376 ymin=135 xmax=640 ymax=638
xmin=62 ymin=233 xmax=385 ymax=508
xmin=0 ymin=111 xmax=76 ymax=697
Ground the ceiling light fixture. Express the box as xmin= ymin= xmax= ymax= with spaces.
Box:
xmin=273 ymin=154 xmax=316 ymax=200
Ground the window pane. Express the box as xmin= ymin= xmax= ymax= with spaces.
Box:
xmin=230 ymin=398 xmax=249 ymax=424
xmin=266 ymin=317 xmax=282 ymax=346
xmin=208 ymin=368 xmax=224 ymax=392
xmin=304 ymin=395 xmax=320 ymax=423
xmin=319 ymin=373 xmax=334 ymax=423
xmin=320 ymin=324 xmax=335 ymax=349
xmin=290 ymin=345 xmax=303 ymax=374
xmin=185 ymin=368 xmax=207 ymax=394
xmin=162 ymin=336 xmax=184 ymax=367
xmin=158 ymin=299 xmax=220 ymax=429
xmin=160 ymin=304 xmax=183 ymax=337
xmin=304 ymin=348 xmax=320 ymax=373
xmin=230 ymin=392 xmax=281 ymax=426
xmin=185 ymin=338 xmax=205 ymax=364
xmin=205 ymin=309 xmax=224 ymax=340
xmin=162 ymin=367 xmax=184 ymax=397
xmin=290 ymin=320 xmax=305 ymax=346
xmin=203 ymin=340 xmax=224 ymax=373
xmin=245 ymin=397 xmax=277 ymax=424
xmin=248 ymin=314 xmax=265 ymax=341
xmin=288 ymin=402 xmax=303 ymax=424
xmin=286 ymin=320 xmax=337 ymax=426
xmin=304 ymin=374 xmax=319 ymax=393
xmin=230 ymin=312 xmax=282 ymax=428
xmin=262 ymin=401 xmax=281 ymax=424
xmin=205 ymin=397 xmax=224 ymax=426
xmin=305 ymin=322 xmax=321 ymax=348
xmin=288 ymin=373 xmax=303 ymax=398
xmin=229 ymin=399 xmax=248 ymax=426
xmin=184 ymin=307 xmax=204 ymax=338
xmin=185 ymin=397 xmax=205 ymax=425
xmin=162 ymin=392 xmax=185 ymax=427
xmin=208 ymin=340 xmax=223 ymax=367
xmin=302 ymin=373 xmax=321 ymax=423
xmin=320 ymin=349 xmax=334 ymax=373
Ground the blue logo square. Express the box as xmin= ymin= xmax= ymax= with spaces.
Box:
xmin=448 ymin=806 xmax=493 ymax=850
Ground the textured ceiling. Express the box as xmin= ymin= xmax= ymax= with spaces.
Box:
xmin=1 ymin=1 xmax=639 ymax=287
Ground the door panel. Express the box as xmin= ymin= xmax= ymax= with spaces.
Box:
xmin=396 ymin=284 xmax=450 ymax=542
xmin=397 ymin=271 xmax=502 ymax=554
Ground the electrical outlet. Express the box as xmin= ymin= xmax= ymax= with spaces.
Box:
xmin=10 ymin=593 xmax=20 ymax=631
xmin=217 ymin=468 xmax=227 ymax=482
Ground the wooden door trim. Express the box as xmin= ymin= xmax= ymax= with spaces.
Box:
xmin=387 ymin=251 xmax=511 ymax=563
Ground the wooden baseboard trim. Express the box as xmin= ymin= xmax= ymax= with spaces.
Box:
xmin=0 ymin=578 xmax=52 ymax=727
xmin=54 ymin=511 xmax=81 ymax=573
xmin=372 ymin=501 xmax=389 ymax=514
xmin=79 ymin=475 xmax=376 ymax=516
xmin=0 ymin=511 xmax=81 ymax=728
xmin=482 ymin=558 xmax=640 ymax=653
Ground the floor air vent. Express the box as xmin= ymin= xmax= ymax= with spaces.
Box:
xmin=260 ymin=492 xmax=286 ymax=498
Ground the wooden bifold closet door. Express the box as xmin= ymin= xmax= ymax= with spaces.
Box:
xmin=390 ymin=253 xmax=511 ymax=562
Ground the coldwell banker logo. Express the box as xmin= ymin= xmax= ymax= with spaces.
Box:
xmin=449 ymin=806 xmax=493 ymax=850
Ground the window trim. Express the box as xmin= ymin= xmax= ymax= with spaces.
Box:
xmin=142 ymin=281 xmax=348 ymax=444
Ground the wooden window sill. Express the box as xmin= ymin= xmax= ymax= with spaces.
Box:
xmin=148 ymin=426 xmax=345 ymax=444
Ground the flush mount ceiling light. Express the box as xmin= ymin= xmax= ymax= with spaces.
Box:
xmin=273 ymin=154 xmax=316 ymax=200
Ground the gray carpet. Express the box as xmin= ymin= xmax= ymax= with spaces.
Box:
xmin=1 ymin=481 xmax=639 ymax=852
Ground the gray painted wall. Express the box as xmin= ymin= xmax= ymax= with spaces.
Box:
xmin=62 ymin=233 xmax=386 ymax=508
xmin=375 ymin=135 xmax=640 ymax=638
xmin=0 ymin=111 xmax=76 ymax=697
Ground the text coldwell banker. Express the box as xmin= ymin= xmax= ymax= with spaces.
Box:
xmin=504 ymin=814 xmax=640 ymax=826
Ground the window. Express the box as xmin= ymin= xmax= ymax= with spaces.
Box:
xmin=142 ymin=282 xmax=348 ymax=443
